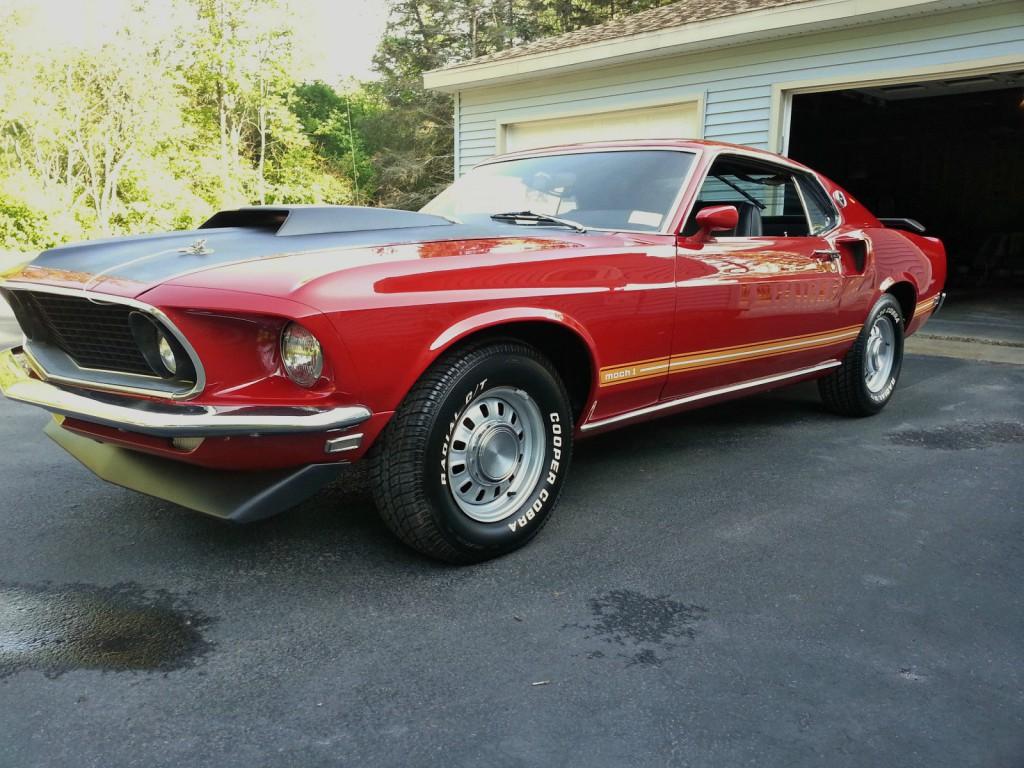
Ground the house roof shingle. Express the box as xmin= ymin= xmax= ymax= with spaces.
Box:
xmin=441 ymin=0 xmax=812 ymax=71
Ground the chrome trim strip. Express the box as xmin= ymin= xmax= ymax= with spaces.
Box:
xmin=0 ymin=347 xmax=371 ymax=438
xmin=325 ymin=433 xmax=364 ymax=454
xmin=0 ymin=280 xmax=207 ymax=401
xmin=581 ymin=360 xmax=842 ymax=432
xmin=791 ymin=170 xmax=816 ymax=232
xmin=21 ymin=343 xmax=190 ymax=400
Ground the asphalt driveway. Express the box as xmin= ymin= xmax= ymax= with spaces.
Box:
xmin=0 ymin=350 xmax=1021 ymax=767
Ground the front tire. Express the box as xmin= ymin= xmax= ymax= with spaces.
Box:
xmin=368 ymin=340 xmax=573 ymax=563
xmin=818 ymin=294 xmax=905 ymax=417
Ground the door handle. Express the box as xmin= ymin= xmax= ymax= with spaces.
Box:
xmin=812 ymin=249 xmax=841 ymax=262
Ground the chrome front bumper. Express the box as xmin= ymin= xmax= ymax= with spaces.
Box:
xmin=0 ymin=346 xmax=372 ymax=438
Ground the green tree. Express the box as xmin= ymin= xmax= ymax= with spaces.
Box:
xmin=0 ymin=0 xmax=683 ymax=252
xmin=0 ymin=1 xmax=191 ymax=238
xmin=367 ymin=0 xmax=680 ymax=209
xmin=292 ymin=82 xmax=378 ymax=205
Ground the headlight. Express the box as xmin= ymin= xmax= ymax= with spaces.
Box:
xmin=129 ymin=311 xmax=191 ymax=379
xmin=157 ymin=334 xmax=177 ymax=375
xmin=280 ymin=322 xmax=323 ymax=388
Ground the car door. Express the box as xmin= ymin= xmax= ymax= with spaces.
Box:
xmin=662 ymin=153 xmax=850 ymax=401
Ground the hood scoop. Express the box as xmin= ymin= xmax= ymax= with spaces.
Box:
xmin=199 ymin=205 xmax=451 ymax=237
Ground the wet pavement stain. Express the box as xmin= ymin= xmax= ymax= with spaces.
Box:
xmin=888 ymin=420 xmax=1024 ymax=450
xmin=568 ymin=590 xmax=707 ymax=667
xmin=0 ymin=582 xmax=212 ymax=679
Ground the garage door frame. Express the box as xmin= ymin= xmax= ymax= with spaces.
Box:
xmin=770 ymin=53 xmax=1024 ymax=156
xmin=493 ymin=91 xmax=707 ymax=154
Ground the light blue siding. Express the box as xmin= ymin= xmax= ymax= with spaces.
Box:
xmin=453 ymin=1 xmax=1023 ymax=175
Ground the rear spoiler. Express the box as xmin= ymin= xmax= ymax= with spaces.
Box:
xmin=879 ymin=217 xmax=926 ymax=235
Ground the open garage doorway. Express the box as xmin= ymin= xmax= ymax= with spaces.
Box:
xmin=787 ymin=72 xmax=1024 ymax=301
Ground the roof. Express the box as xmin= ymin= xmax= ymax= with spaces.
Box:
xmin=423 ymin=0 xmax=972 ymax=92
xmin=442 ymin=0 xmax=810 ymax=71
xmin=480 ymin=138 xmax=815 ymax=173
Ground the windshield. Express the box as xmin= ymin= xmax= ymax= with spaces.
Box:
xmin=421 ymin=150 xmax=694 ymax=233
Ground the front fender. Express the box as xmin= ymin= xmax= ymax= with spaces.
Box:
xmin=429 ymin=306 xmax=597 ymax=355
xmin=350 ymin=306 xmax=601 ymax=447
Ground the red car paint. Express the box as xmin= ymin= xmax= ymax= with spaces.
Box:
xmin=5 ymin=140 xmax=946 ymax=470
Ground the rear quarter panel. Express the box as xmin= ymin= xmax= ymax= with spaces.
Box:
xmin=817 ymin=175 xmax=945 ymax=331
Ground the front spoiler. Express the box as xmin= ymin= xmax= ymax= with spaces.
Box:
xmin=45 ymin=420 xmax=339 ymax=522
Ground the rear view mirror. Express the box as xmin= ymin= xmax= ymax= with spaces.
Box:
xmin=694 ymin=205 xmax=738 ymax=241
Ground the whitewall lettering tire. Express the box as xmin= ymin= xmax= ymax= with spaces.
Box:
xmin=368 ymin=340 xmax=573 ymax=563
xmin=819 ymin=294 xmax=905 ymax=417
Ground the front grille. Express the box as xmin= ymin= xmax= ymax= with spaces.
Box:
xmin=11 ymin=290 xmax=157 ymax=376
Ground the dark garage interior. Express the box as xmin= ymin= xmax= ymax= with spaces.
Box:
xmin=788 ymin=73 xmax=1024 ymax=299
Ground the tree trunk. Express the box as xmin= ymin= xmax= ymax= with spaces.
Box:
xmin=216 ymin=0 xmax=229 ymax=186
xmin=257 ymin=79 xmax=267 ymax=205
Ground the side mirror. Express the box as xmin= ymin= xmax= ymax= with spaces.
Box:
xmin=693 ymin=205 xmax=738 ymax=241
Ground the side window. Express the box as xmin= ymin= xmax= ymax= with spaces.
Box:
xmin=795 ymin=174 xmax=839 ymax=235
xmin=683 ymin=155 xmax=818 ymax=238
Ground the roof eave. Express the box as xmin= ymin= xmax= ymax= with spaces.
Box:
xmin=424 ymin=0 xmax=980 ymax=92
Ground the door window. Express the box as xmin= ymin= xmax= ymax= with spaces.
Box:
xmin=794 ymin=174 xmax=839 ymax=235
xmin=683 ymin=155 xmax=830 ymax=238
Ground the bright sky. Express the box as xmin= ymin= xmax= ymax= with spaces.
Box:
xmin=297 ymin=0 xmax=391 ymax=82
xmin=8 ymin=0 xmax=391 ymax=82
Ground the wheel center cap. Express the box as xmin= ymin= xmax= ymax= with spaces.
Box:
xmin=475 ymin=426 xmax=519 ymax=482
xmin=869 ymin=338 xmax=883 ymax=367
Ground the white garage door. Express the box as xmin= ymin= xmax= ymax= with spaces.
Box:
xmin=503 ymin=102 xmax=700 ymax=153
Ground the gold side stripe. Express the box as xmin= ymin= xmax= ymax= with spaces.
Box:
xmin=668 ymin=330 xmax=860 ymax=371
xmin=913 ymin=296 xmax=939 ymax=317
xmin=677 ymin=324 xmax=862 ymax=358
xmin=599 ymin=324 xmax=864 ymax=376
xmin=599 ymin=325 xmax=862 ymax=387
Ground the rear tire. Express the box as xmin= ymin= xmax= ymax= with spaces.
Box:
xmin=818 ymin=294 xmax=905 ymax=417
xmin=368 ymin=340 xmax=573 ymax=564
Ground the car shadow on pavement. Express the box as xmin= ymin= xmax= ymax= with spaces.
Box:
xmin=46 ymin=355 xmax=967 ymax=577
xmin=168 ymin=381 xmax=834 ymax=563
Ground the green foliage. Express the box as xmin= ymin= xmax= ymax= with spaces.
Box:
xmin=367 ymin=0 xmax=680 ymax=207
xmin=291 ymin=82 xmax=377 ymax=205
xmin=0 ymin=193 xmax=57 ymax=250
xmin=0 ymin=0 xmax=361 ymax=250
xmin=0 ymin=0 xmax=679 ymax=250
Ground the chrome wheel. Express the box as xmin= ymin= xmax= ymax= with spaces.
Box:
xmin=446 ymin=386 xmax=546 ymax=523
xmin=864 ymin=314 xmax=896 ymax=393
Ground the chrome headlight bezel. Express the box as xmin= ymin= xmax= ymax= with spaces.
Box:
xmin=280 ymin=322 xmax=324 ymax=388
xmin=129 ymin=311 xmax=192 ymax=380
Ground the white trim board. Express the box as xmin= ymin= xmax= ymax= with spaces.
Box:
xmin=425 ymin=0 xmax=990 ymax=92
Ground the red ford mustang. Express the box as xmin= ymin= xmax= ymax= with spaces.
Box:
xmin=0 ymin=140 xmax=945 ymax=562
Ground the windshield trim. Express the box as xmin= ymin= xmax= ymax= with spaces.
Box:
xmin=455 ymin=147 xmax=702 ymax=237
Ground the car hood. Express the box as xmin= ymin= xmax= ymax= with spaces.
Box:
xmin=3 ymin=220 xmax=596 ymax=300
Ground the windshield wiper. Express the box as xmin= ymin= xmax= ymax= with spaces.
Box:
xmin=490 ymin=211 xmax=586 ymax=233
